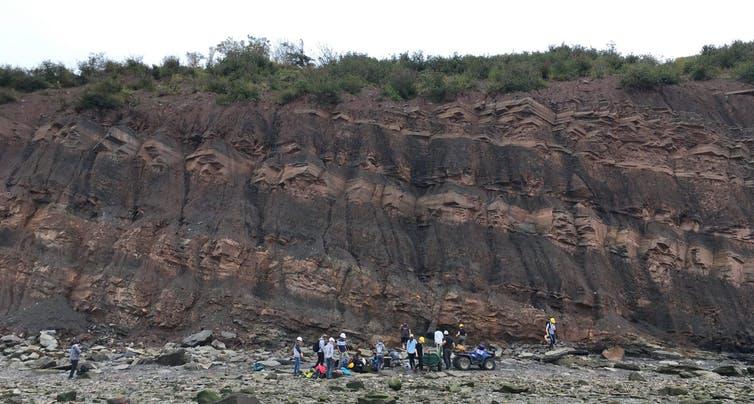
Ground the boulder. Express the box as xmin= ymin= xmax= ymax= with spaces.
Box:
xmin=211 ymin=339 xmax=226 ymax=350
xmin=387 ymin=377 xmax=402 ymax=391
xmin=106 ymin=398 xmax=131 ymax=404
xmin=39 ymin=332 xmax=58 ymax=350
xmin=495 ymin=383 xmax=529 ymax=394
xmin=658 ymin=386 xmax=688 ymax=396
xmin=182 ymin=330 xmax=213 ymax=347
xmin=88 ymin=351 xmax=111 ymax=362
xmin=601 ymin=346 xmax=625 ymax=362
xmin=541 ymin=347 xmax=575 ymax=363
xmin=156 ymin=349 xmax=191 ymax=366
xmin=357 ymin=392 xmax=396 ymax=404
xmin=212 ymin=393 xmax=261 ymax=404
xmin=220 ymin=331 xmax=237 ymax=340
xmin=712 ymin=365 xmax=744 ymax=376
xmin=56 ymin=391 xmax=77 ymax=402
xmin=257 ymin=359 xmax=281 ymax=367
xmin=650 ymin=350 xmax=683 ymax=360
xmin=614 ymin=362 xmax=640 ymax=371
xmin=196 ymin=390 xmax=221 ymax=404
xmin=31 ymin=356 xmax=57 ymax=369
xmin=346 ymin=380 xmax=365 ymax=391
xmin=1 ymin=335 xmax=24 ymax=346
xmin=694 ymin=370 xmax=723 ymax=380
xmin=628 ymin=372 xmax=645 ymax=382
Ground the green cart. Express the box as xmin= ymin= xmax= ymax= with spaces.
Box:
xmin=421 ymin=352 xmax=443 ymax=371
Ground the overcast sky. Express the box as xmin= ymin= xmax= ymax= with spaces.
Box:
xmin=2 ymin=0 xmax=753 ymax=68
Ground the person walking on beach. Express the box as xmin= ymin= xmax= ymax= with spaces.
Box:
xmin=324 ymin=337 xmax=335 ymax=379
xmin=406 ymin=334 xmax=417 ymax=370
xmin=400 ymin=323 xmax=410 ymax=349
xmin=546 ymin=317 xmax=557 ymax=349
xmin=293 ymin=337 xmax=304 ymax=376
xmin=337 ymin=332 xmax=348 ymax=368
xmin=416 ymin=336 xmax=425 ymax=371
xmin=68 ymin=339 xmax=81 ymax=379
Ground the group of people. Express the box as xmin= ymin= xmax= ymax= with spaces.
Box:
xmin=291 ymin=317 xmax=559 ymax=378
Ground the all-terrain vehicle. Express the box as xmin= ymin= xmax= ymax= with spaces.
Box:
xmin=452 ymin=345 xmax=496 ymax=370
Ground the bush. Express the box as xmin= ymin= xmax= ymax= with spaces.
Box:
xmin=488 ymin=62 xmax=545 ymax=94
xmin=686 ymin=58 xmax=714 ymax=81
xmin=216 ymin=79 xmax=259 ymax=104
xmin=384 ymin=67 xmax=417 ymax=100
xmin=620 ymin=63 xmax=678 ymax=90
xmin=75 ymin=78 xmax=124 ymax=111
xmin=0 ymin=89 xmax=16 ymax=104
xmin=736 ymin=62 xmax=754 ymax=84
xmin=420 ymin=72 xmax=472 ymax=103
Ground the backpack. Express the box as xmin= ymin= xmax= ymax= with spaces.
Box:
xmin=312 ymin=340 xmax=320 ymax=353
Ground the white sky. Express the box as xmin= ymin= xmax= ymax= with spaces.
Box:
xmin=1 ymin=0 xmax=753 ymax=68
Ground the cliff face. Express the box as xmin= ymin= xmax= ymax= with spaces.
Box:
xmin=1 ymin=78 xmax=754 ymax=350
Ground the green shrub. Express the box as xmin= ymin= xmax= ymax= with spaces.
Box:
xmin=488 ymin=62 xmax=545 ymax=94
xmin=217 ymin=79 xmax=259 ymax=104
xmin=420 ymin=72 xmax=472 ymax=103
xmin=0 ymin=89 xmax=16 ymax=104
xmin=384 ymin=67 xmax=417 ymax=100
xmin=620 ymin=63 xmax=678 ymax=90
xmin=75 ymin=78 xmax=124 ymax=111
xmin=736 ymin=62 xmax=754 ymax=84
xmin=685 ymin=58 xmax=714 ymax=81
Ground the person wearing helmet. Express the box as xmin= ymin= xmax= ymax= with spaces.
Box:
xmin=546 ymin=317 xmax=557 ymax=349
xmin=442 ymin=330 xmax=455 ymax=370
xmin=399 ymin=322 xmax=410 ymax=350
xmin=416 ymin=336 xmax=425 ymax=371
xmin=293 ymin=336 xmax=304 ymax=376
xmin=324 ymin=337 xmax=335 ymax=379
xmin=456 ymin=323 xmax=467 ymax=345
xmin=406 ymin=334 xmax=417 ymax=370
xmin=337 ymin=332 xmax=348 ymax=368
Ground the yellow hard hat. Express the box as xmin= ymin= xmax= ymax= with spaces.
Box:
xmin=419 ymin=336 xmax=425 ymax=344
xmin=348 ymin=362 xmax=354 ymax=369
xmin=550 ymin=317 xmax=556 ymax=324
xmin=459 ymin=323 xmax=464 ymax=328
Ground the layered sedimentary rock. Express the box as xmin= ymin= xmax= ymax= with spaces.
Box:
xmin=1 ymin=78 xmax=754 ymax=350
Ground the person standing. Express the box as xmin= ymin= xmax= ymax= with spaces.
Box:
xmin=442 ymin=330 xmax=454 ymax=370
xmin=416 ymin=336 xmax=425 ymax=371
xmin=433 ymin=329 xmax=444 ymax=355
xmin=293 ymin=337 xmax=304 ymax=376
xmin=399 ymin=323 xmax=410 ymax=350
xmin=375 ymin=338 xmax=386 ymax=372
xmin=546 ymin=317 xmax=557 ymax=349
xmin=324 ymin=337 xmax=335 ymax=379
xmin=316 ymin=334 xmax=326 ymax=367
xmin=336 ymin=332 xmax=348 ymax=368
xmin=406 ymin=334 xmax=417 ymax=370
xmin=456 ymin=324 xmax=467 ymax=346
xmin=68 ymin=339 xmax=81 ymax=379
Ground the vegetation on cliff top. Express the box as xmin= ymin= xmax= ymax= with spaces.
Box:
xmin=1 ymin=38 xmax=753 ymax=109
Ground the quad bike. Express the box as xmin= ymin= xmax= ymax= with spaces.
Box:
xmin=452 ymin=346 xmax=497 ymax=371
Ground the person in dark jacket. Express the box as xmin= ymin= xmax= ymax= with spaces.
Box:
xmin=416 ymin=336 xmax=425 ymax=371
xmin=68 ymin=339 xmax=81 ymax=379
xmin=399 ymin=323 xmax=410 ymax=349
xmin=442 ymin=331 xmax=454 ymax=370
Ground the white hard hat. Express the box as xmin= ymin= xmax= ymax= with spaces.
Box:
xmin=444 ymin=330 xmax=449 ymax=335
xmin=329 ymin=337 xmax=335 ymax=342
xmin=340 ymin=333 xmax=346 ymax=339
xmin=296 ymin=336 xmax=303 ymax=342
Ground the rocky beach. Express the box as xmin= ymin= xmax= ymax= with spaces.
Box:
xmin=1 ymin=330 xmax=753 ymax=403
